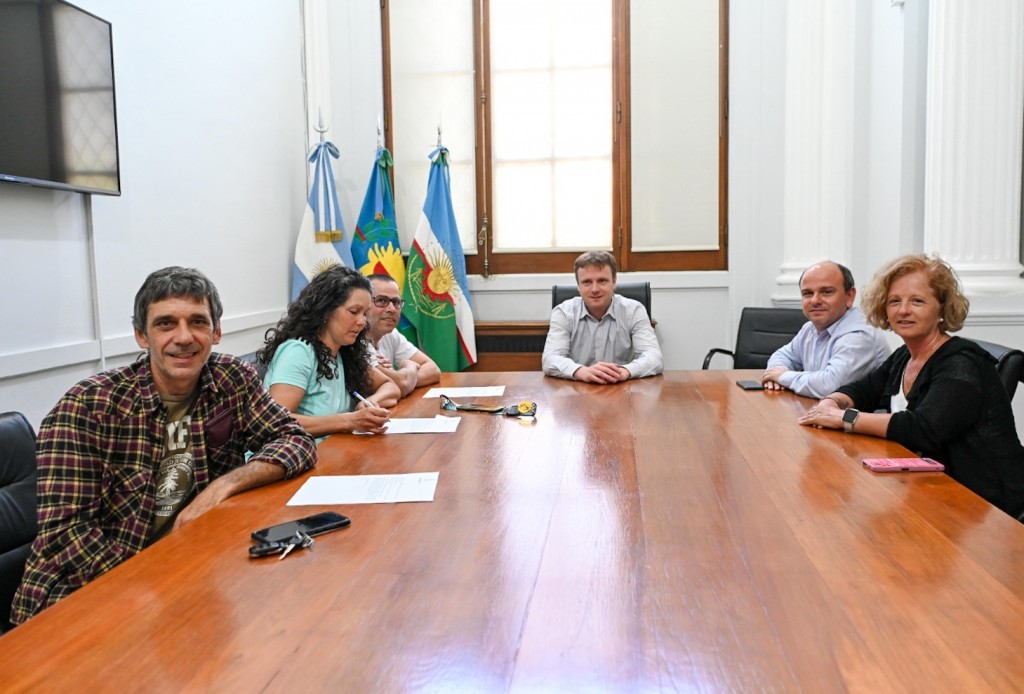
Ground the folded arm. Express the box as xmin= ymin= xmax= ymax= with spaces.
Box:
xmin=178 ymin=374 xmax=317 ymax=528
xmin=378 ymin=351 xmax=441 ymax=396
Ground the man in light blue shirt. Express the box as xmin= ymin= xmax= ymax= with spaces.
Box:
xmin=543 ymin=251 xmax=663 ymax=384
xmin=762 ymin=261 xmax=890 ymax=398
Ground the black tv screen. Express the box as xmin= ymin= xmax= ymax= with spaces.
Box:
xmin=0 ymin=0 xmax=120 ymax=196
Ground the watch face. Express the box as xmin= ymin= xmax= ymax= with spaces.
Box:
xmin=843 ymin=409 xmax=859 ymax=423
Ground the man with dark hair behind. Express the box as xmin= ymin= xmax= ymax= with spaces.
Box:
xmin=762 ymin=260 xmax=890 ymax=398
xmin=365 ymin=273 xmax=441 ymax=397
xmin=11 ymin=267 xmax=316 ymax=624
xmin=542 ymin=251 xmax=663 ymax=384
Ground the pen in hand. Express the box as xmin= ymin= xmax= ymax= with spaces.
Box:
xmin=350 ymin=391 xmax=390 ymax=433
xmin=351 ymin=391 xmax=381 ymax=411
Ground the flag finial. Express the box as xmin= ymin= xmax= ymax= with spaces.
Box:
xmin=315 ymin=107 xmax=328 ymax=143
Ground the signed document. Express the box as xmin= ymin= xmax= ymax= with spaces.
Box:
xmin=383 ymin=415 xmax=461 ymax=434
xmin=287 ymin=472 xmax=440 ymax=505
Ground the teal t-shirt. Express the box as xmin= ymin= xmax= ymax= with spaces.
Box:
xmin=264 ymin=339 xmax=351 ymax=441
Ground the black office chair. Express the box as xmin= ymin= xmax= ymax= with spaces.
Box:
xmin=703 ymin=307 xmax=807 ymax=369
xmin=968 ymin=339 xmax=1024 ymax=400
xmin=0 ymin=412 xmax=38 ymax=632
xmin=551 ymin=281 xmax=653 ymax=319
xmin=237 ymin=352 xmax=268 ymax=382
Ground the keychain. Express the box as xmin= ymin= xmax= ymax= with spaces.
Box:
xmin=439 ymin=394 xmax=537 ymax=417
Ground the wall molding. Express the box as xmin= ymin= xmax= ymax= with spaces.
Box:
xmin=467 ymin=271 xmax=731 ymax=294
xmin=963 ymin=311 xmax=1024 ymax=327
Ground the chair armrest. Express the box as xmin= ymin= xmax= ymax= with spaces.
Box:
xmin=702 ymin=348 xmax=734 ymax=370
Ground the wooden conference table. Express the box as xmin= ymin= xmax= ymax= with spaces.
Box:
xmin=3 ymin=371 xmax=1024 ymax=691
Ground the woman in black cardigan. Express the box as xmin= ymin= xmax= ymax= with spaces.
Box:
xmin=799 ymin=254 xmax=1024 ymax=519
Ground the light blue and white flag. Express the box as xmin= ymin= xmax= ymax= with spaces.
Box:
xmin=400 ymin=146 xmax=477 ymax=371
xmin=292 ymin=140 xmax=354 ymax=300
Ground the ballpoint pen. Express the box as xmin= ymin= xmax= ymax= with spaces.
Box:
xmin=352 ymin=390 xmax=390 ymax=423
xmin=351 ymin=391 xmax=379 ymax=409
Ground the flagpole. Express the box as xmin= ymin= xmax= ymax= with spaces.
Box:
xmin=316 ymin=108 xmax=327 ymax=144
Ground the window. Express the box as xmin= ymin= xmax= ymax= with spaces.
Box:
xmin=384 ymin=0 xmax=727 ymax=275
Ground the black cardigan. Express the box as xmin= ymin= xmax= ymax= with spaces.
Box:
xmin=838 ymin=336 xmax=1024 ymax=519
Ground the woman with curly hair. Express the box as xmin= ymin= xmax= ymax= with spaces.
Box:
xmin=257 ymin=266 xmax=400 ymax=437
xmin=799 ymin=254 xmax=1024 ymax=519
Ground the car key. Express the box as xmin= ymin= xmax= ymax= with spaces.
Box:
xmin=248 ymin=541 xmax=285 ymax=558
xmin=279 ymin=532 xmax=302 ymax=561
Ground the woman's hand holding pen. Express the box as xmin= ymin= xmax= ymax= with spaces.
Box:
xmin=347 ymin=407 xmax=390 ymax=434
xmin=351 ymin=390 xmax=390 ymax=434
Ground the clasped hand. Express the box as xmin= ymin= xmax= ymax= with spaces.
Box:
xmin=761 ymin=366 xmax=788 ymax=391
xmin=574 ymin=361 xmax=629 ymax=384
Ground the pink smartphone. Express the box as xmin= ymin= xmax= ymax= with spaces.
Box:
xmin=862 ymin=457 xmax=945 ymax=473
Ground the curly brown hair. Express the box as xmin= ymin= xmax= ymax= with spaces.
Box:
xmin=257 ymin=266 xmax=374 ymax=395
xmin=860 ymin=254 xmax=969 ymax=332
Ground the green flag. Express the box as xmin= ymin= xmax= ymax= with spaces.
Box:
xmin=401 ymin=147 xmax=477 ymax=371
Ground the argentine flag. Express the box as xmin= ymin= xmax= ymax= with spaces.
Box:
xmin=400 ymin=147 xmax=477 ymax=371
xmin=292 ymin=140 xmax=354 ymax=300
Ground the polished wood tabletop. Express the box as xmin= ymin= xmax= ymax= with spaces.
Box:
xmin=3 ymin=371 xmax=1024 ymax=691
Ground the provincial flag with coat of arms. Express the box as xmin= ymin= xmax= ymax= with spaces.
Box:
xmin=351 ymin=146 xmax=405 ymax=288
xmin=400 ymin=146 xmax=477 ymax=371
xmin=292 ymin=139 xmax=355 ymax=300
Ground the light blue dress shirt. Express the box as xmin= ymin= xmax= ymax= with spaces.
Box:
xmin=766 ymin=306 xmax=891 ymax=398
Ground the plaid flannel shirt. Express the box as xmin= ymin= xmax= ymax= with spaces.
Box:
xmin=11 ymin=353 xmax=316 ymax=624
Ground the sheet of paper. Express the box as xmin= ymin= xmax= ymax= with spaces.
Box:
xmin=383 ymin=415 xmax=461 ymax=434
xmin=286 ymin=472 xmax=439 ymax=505
xmin=422 ymin=386 xmax=506 ymax=398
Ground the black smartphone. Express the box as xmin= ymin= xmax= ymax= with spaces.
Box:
xmin=251 ymin=511 xmax=351 ymax=545
xmin=735 ymin=380 xmax=765 ymax=391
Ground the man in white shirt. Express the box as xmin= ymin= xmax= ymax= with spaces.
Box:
xmin=542 ymin=251 xmax=663 ymax=384
xmin=762 ymin=261 xmax=890 ymax=398
xmin=366 ymin=274 xmax=441 ymax=396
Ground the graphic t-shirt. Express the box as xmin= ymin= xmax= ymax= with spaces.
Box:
xmin=150 ymin=389 xmax=199 ymax=541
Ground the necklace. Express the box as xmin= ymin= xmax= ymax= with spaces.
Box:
xmin=903 ymin=332 xmax=947 ymax=394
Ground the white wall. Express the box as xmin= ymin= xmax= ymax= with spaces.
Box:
xmin=0 ymin=0 xmax=307 ymax=427
xmin=726 ymin=0 xmax=789 ymax=312
xmin=323 ymin=0 xmax=386 ymax=221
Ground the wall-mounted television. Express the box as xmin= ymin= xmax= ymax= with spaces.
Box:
xmin=0 ymin=0 xmax=120 ymax=196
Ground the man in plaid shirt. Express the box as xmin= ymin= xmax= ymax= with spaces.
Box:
xmin=11 ymin=267 xmax=317 ymax=623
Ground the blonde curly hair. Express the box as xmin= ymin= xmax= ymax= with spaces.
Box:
xmin=860 ymin=254 xmax=969 ymax=332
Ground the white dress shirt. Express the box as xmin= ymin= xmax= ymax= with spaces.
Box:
xmin=542 ymin=294 xmax=663 ymax=380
